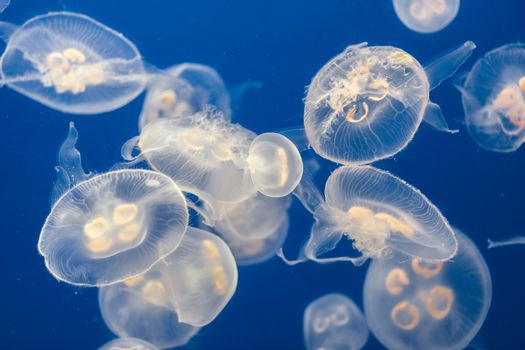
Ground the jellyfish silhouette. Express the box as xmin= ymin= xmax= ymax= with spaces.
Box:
xmin=393 ymin=0 xmax=460 ymax=33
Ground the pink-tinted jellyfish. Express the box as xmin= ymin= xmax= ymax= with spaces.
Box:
xmin=393 ymin=0 xmax=460 ymax=34
xmin=363 ymin=229 xmax=492 ymax=350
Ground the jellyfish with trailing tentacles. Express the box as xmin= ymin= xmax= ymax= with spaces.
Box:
xmin=393 ymin=0 xmax=460 ymax=34
xmin=301 ymin=41 xmax=475 ymax=165
xmin=279 ymin=165 xmax=457 ymax=266
xmin=304 ymin=293 xmax=369 ymax=350
xmin=456 ymin=43 xmax=525 ymax=152
xmin=38 ymin=123 xmax=188 ymax=286
xmin=98 ymin=338 xmax=159 ymax=350
xmin=363 ymin=229 xmax=491 ymax=350
xmin=0 ymin=12 xmax=148 ymax=114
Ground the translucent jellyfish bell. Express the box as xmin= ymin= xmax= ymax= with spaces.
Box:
xmin=99 ymin=227 xmax=237 ymax=334
xmin=456 ymin=44 xmax=525 ymax=152
xmin=248 ymin=132 xmax=303 ymax=197
xmin=98 ymin=338 xmax=159 ymax=350
xmin=304 ymin=41 xmax=475 ymax=165
xmin=363 ymin=229 xmax=492 ymax=350
xmin=282 ymin=165 xmax=457 ymax=266
xmin=38 ymin=123 xmax=188 ymax=286
xmin=0 ymin=12 xmax=147 ymax=114
xmin=393 ymin=0 xmax=460 ymax=34
xmin=304 ymin=293 xmax=369 ymax=350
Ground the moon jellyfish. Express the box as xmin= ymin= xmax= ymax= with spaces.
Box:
xmin=138 ymin=63 xmax=231 ymax=130
xmin=0 ymin=12 xmax=147 ymax=114
xmin=281 ymin=165 xmax=457 ymax=266
xmin=393 ymin=0 xmax=460 ymax=34
xmin=99 ymin=227 xmax=237 ymax=338
xmin=488 ymin=236 xmax=525 ymax=248
xmin=38 ymin=123 xmax=188 ymax=286
xmin=248 ymin=132 xmax=303 ymax=197
xmin=304 ymin=293 xmax=369 ymax=350
xmin=456 ymin=44 xmax=525 ymax=152
xmin=363 ymin=229 xmax=492 ymax=350
xmin=211 ymin=193 xmax=292 ymax=265
xmin=304 ymin=41 xmax=475 ymax=165
xmin=98 ymin=338 xmax=159 ymax=350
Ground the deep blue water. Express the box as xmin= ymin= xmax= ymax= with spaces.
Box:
xmin=1 ymin=0 xmax=524 ymax=349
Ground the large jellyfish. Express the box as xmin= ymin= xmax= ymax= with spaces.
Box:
xmin=211 ymin=193 xmax=292 ymax=265
xmin=280 ymin=165 xmax=457 ymax=266
xmin=99 ymin=227 xmax=237 ymax=339
xmin=363 ymin=229 xmax=492 ymax=350
xmin=38 ymin=123 xmax=188 ymax=286
xmin=98 ymin=338 xmax=159 ymax=350
xmin=303 ymin=41 xmax=475 ymax=165
xmin=304 ymin=293 xmax=369 ymax=350
xmin=138 ymin=63 xmax=232 ymax=130
xmin=455 ymin=44 xmax=525 ymax=152
xmin=0 ymin=12 xmax=147 ymax=114
xmin=392 ymin=0 xmax=460 ymax=34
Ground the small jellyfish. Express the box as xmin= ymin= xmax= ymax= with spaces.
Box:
xmin=138 ymin=63 xmax=232 ymax=130
xmin=280 ymin=165 xmax=457 ymax=266
xmin=248 ymin=132 xmax=303 ymax=197
xmin=363 ymin=229 xmax=492 ymax=350
xmin=38 ymin=123 xmax=188 ymax=286
xmin=98 ymin=338 xmax=159 ymax=350
xmin=456 ymin=44 xmax=525 ymax=152
xmin=393 ymin=0 xmax=460 ymax=34
xmin=488 ymin=236 xmax=525 ymax=248
xmin=303 ymin=41 xmax=475 ymax=165
xmin=304 ymin=293 xmax=369 ymax=350
xmin=0 ymin=12 xmax=147 ymax=114
xmin=99 ymin=227 xmax=236 ymax=348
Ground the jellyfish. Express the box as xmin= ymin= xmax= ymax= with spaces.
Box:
xmin=488 ymin=236 xmax=525 ymax=248
xmin=363 ymin=229 xmax=492 ymax=350
xmin=38 ymin=123 xmax=188 ymax=286
xmin=98 ymin=338 xmax=159 ymax=350
xmin=392 ymin=0 xmax=460 ymax=34
xmin=303 ymin=41 xmax=475 ymax=165
xmin=279 ymin=165 xmax=457 ymax=266
xmin=304 ymin=293 xmax=369 ymax=350
xmin=99 ymin=227 xmax=237 ymax=348
xmin=211 ymin=193 xmax=292 ymax=265
xmin=138 ymin=63 xmax=232 ymax=130
xmin=0 ymin=12 xmax=148 ymax=114
xmin=455 ymin=44 xmax=525 ymax=152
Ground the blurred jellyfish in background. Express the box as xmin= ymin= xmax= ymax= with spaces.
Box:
xmin=303 ymin=41 xmax=475 ymax=165
xmin=38 ymin=123 xmax=189 ymax=286
xmin=304 ymin=293 xmax=369 ymax=350
xmin=488 ymin=236 xmax=525 ymax=248
xmin=363 ymin=229 xmax=491 ymax=350
xmin=280 ymin=165 xmax=457 ymax=266
xmin=0 ymin=0 xmax=10 ymax=13
xmin=0 ymin=12 xmax=148 ymax=114
xmin=392 ymin=0 xmax=460 ymax=33
xmin=98 ymin=338 xmax=159 ymax=350
xmin=456 ymin=44 xmax=525 ymax=152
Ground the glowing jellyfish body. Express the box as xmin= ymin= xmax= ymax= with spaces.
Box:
xmin=211 ymin=193 xmax=292 ymax=265
xmin=38 ymin=124 xmax=188 ymax=286
xmin=98 ymin=338 xmax=159 ymax=350
xmin=99 ymin=227 xmax=237 ymax=338
xmin=138 ymin=63 xmax=231 ymax=130
xmin=248 ymin=132 xmax=303 ymax=197
xmin=304 ymin=41 xmax=475 ymax=165
xmin=134 ymin=109 xmax=256 ymax=204
xmin=283 ymin=166 xmax=457 ymax=266
xmin=304 ymin=293 xmax=369 ymax=350
xmin=363 ymin=229 xmax=492 ymax=350
xmin=393 ymin=0 xmax=460 ymax=34
xmin=456 ymin=44 xmax=525 ymax=152
xmin=0 ymin=12 xmax=147 ymax=114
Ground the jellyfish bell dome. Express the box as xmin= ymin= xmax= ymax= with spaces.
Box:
xmin=363 ymin=228 xmax=492 ymax=350
xmin=38 ymin=123 xmax=189 ymax=287
xmin=304 ymin=41 xmax=475 ymax=165
xmin=0 ymin=12 xmax=147 ymax=114
xmin=393 ymin=0 xmax=460 ymax=34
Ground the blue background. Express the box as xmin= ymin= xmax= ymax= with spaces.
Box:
xmin=1 ymin=0 xmax=524 ymax=349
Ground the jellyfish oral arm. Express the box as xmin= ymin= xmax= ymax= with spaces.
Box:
xmin=423 ymin=101 xmax=459 ymax=133
xmin=487 ymin=236 xmax=525 ymax=248
xmin=277 ymin=126 xmax=310 ymax=152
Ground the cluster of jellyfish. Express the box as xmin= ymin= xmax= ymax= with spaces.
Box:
xmin=1 ymin=5 xmax=523 ymax=350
